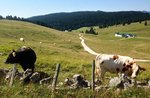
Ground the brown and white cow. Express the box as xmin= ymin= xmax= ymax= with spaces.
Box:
xmin=79 ymin=35 xmax=146 ymax=81
xmin=95 ymin=54 xmax=145 ymax=80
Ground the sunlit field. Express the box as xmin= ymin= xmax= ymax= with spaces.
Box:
xmin=0 ymin=20 xmax=150 ymax=97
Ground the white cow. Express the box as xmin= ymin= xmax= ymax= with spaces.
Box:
xmin=79 ymin=35 xmax=148 ymax=81
xmin=20 ymin=38 xmax=25 ymax=42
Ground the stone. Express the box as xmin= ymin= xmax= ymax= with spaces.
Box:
xmin=109 ymin=77 xmax=122 ymax=87
xmin=64 ymin=78 xmax=74 ymax=86
xmin=30 ymin=72 xmax=41 ymax=83
xmin=5 ymin=69 xmax=23 ymax=81
xmin=65 ymin=74 xmax=90 ymax=88
xmin=40 ymin=77 xmax=52 ymax=84
xmin=109 ymin=74 xmax=132 ymax=89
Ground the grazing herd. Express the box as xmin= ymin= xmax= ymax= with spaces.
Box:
xmin=1 ymin=36 xmax=149 ymax=87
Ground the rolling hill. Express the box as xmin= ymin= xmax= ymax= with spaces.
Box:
xmin=0 ymin=20 xmax=92 ymax=75
xmin=27 ymin=11 xmax=150 ymax=31
xmin=0 ymin=19 xmax=150 ymax=97
xmin=0 ymin=19 xmax=150 ymax=77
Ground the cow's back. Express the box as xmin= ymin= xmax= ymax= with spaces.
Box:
xmin=18 ymin=47 xmax=36 ymax=64
xmin=17 ymin=47 xmax=36 ymax=71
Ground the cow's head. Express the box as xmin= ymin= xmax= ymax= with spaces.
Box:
xmin=130 ymin=63 xmax=146 ymax=78
xmin=123 ymin=58 xmax=145 ymax=78
xmin=124 ymin=57 xmax=135 ymax=67
xmin=5 ymin=49 xmax=19 ymax=64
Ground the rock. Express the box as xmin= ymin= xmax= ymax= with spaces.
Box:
xmin=20 ymin=69 xmax=50 ymax=84
xmin=64 ymin=78 xmax=74 ymax=86
xmin=136 ymin=80 xmax=147 ymax=86
xmin=109 ymin=77 xmax=122 ymax=87
xmin=109 ymin=74 xmax=132 ymax=89
xmin=72 ymin=74 xmax=89 ymax=88
xmin=40 ymin=77 xmax=52 ymax=84
xmin=4 ymin=68 xmax=32 ymax=84
xmin=22 ymin=69 xmax=32 ymax=79
xmin=22 ymin=69 xmax=33 ymax=84
xmin=30 ymin=72 xmax=41 ymax=83
xmin=65 ymin=74 xmax=90 ymax=88
xmin=30 ymin=71 xmax=50 ymax=83
xmin=73 ymin=74 xmax=83 ymax=82
xmin=5 ymin=69 xmax=23 ymax=81
xmin=85 ymin=80 xmax=91 ymax=87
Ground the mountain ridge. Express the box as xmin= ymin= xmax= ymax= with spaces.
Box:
xmin=27 ymin=11 xmax=150 ymax=31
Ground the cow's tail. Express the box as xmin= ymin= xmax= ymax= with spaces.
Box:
xmin=79 ymin=34 xmax=99 ymax=56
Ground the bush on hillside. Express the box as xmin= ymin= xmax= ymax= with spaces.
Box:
xmin=85 ymin=27 xmax=98 ymax=35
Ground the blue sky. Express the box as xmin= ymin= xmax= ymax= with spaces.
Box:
xmin=0 ymin=0 xmax=150 ymax=18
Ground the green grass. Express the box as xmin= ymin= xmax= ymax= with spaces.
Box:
xmin=0 ymin=19 xmax=150 ymax=97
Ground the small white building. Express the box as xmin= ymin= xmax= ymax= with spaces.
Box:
xmin=115 ymin=33 xmax=122 ymax=37
xmin=115 ymin=32 xmax=136 ymax=38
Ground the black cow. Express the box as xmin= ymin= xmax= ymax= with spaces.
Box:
xmin=5 ymin=46 xmax=36 ymax=72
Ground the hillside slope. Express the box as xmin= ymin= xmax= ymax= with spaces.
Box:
xmin=0 ymin=20 xmax=88 ymax=74
xmin=0 ymin=20 xmax=150 ymax=79
xmin=27 ymin=11 xmax=150 ymax=31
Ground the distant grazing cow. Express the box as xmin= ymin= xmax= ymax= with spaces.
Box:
xmin=20 ymin=38 xmax=25 ymax=42
xmin=79 ymin=35 xmax=146 ymax=81
xmin=5 ymin=46 xmax=36 ymax=72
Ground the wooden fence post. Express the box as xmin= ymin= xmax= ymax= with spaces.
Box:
xmin=52 ymin=64 xmax=61 ymax=90
xmin=9 ymin=64 xmax=17 ymax=87
xmin=92 ymin=60 xmax=95 ymax=91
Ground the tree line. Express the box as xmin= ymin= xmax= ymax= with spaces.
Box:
xmin=27 ymin=11 xmax=150 ymax=31
xmin=1 ymin=11 xmax=150 ymax=32
xmin=0 ymin=15 xmax=26 ymax=21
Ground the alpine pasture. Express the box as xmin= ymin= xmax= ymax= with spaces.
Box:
xmin=0 ymin=20 xmax=150 ymax=97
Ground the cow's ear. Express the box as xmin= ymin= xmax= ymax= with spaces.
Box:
xmin=139 ymin=66 xmax=146 ymax=71
xmin=11 ymin=49 xmax=16 ymax=57
xmin=113 ymin=55 xmax=119 ymax=60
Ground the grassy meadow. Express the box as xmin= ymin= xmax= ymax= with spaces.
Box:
xmin=0 ymin=20 xmax=150 ymax=97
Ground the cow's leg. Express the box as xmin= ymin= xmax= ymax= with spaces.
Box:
xmin=100 ymin=68 xmax=106 ymax=81
xmin=32 ymin=64 xmax=35 ymax=72
xmin=95 ymin=58 xmax=106 ymax=82
xmin=95 ymin=66 xmax=100 ymax=79
xmin=95 ymin=66 xmax=106 ymax=82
